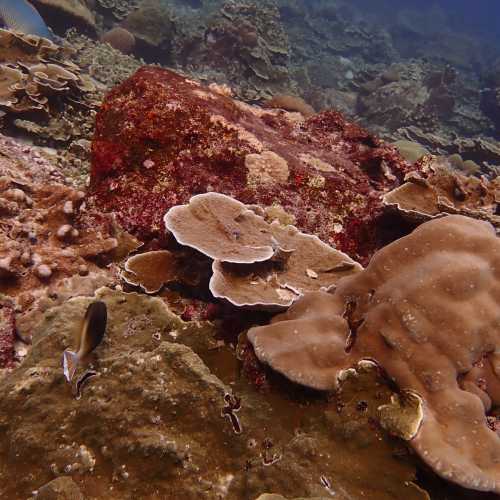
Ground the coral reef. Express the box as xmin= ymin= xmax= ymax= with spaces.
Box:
xmin=0 ymin=28 xmax=99 ymax=147
xmin=0 ymin=286 xmax=428 ymax=499
xmin=89 ymin=67 xmax=414 ymax=264
xmin=357 ymin=62 xmax=492 ymax=140
xmin=65 ymin=29 xmax=143 ymax=88
xmin=0 ymin=2 xmax=499 ymax=498
xmin=248 ymin=215 xmax=500 ymax=494
xmin=96 ymin=0 xmax=140 ymax=21
xmin=0 ymin=133 xmax=139 ymax=347
xmin=121 ymin=0 xmax=173 ymax=50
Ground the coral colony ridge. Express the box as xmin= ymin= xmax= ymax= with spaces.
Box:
xmin=0 ymin=1 xmax=499 ymax=499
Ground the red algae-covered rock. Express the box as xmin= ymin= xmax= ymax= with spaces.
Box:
xmin=0 ymin=299 xmax=15 ymax=369
xmin=89 ymin=67 xmax=415 ymax=263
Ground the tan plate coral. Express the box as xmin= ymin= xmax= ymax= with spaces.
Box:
xmin=383 ymin=160 xmax=500 ymax=227
xmin=164 ymin=193 xmax=361 ymax=308
xmin=248 ymin=215 xmax=500 ymax=493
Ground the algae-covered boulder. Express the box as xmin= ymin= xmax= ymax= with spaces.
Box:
xmin=89 ymin=67 xmax=415 ymax=264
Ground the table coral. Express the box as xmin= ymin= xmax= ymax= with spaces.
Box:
xmin=248 ymin=215 xmax=500 ymax=494
xmin=164 ymin=192 xmax=362 ymax=309
xmin=89 ymin=67 xmax=415 ymax=264
xmin=383 ymin=159 xmax=500 ymax=227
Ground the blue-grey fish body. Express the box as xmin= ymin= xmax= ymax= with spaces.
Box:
xmin=0 ymin=0 xmax=53 ymax=40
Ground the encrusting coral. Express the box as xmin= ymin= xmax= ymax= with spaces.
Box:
xmin=163 ymin=193 xmax=362 ymax=309
xmin=248 ymin=215 xmax=500 ymax=494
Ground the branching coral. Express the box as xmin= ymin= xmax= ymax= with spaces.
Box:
xmin=248 ymin=215 xmax=500 ymax=494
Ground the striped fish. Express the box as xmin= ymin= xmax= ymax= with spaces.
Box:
xmin=0 ymin=0 xmax=53 ymax=40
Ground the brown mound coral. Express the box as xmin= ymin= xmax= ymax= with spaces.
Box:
xmin=263 ymin=95 xmax=316 ymax=118
xmin=164 ymin=193 xmax=361 ymax=309
xmin=383 ymin=160 xmax=500 ymax=227
xmin=248 ymin=215 xmax=500 ymax=494
xmin=100 ymin=26 xmax=135 ymax=54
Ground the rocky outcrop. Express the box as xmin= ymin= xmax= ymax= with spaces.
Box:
xmin=89 ymin=66 xmax=415 ymax=265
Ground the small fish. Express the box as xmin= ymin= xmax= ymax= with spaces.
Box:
xmin=63 ymin=301 xmax=107 ymax=383
xmin=0 ymin=0 xmax=54 ymax=40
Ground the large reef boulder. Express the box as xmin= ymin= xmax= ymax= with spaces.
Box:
xmin=89 ymin=67 xmax=414 ymax=264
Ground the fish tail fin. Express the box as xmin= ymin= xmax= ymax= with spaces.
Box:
xmin=62 ymin=350 xmax=79 ymax=382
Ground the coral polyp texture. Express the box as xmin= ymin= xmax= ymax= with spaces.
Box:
xmin=89 ymin=67 xmax=415 ymax=264
xmin=0 ymin=133 xmax=139 ymax=349
xmin=248 ymin=214 xmax=500 ymax=494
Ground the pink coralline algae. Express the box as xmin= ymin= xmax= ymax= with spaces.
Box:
xmin=89 ymin=67 xmax=417 ymax=263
